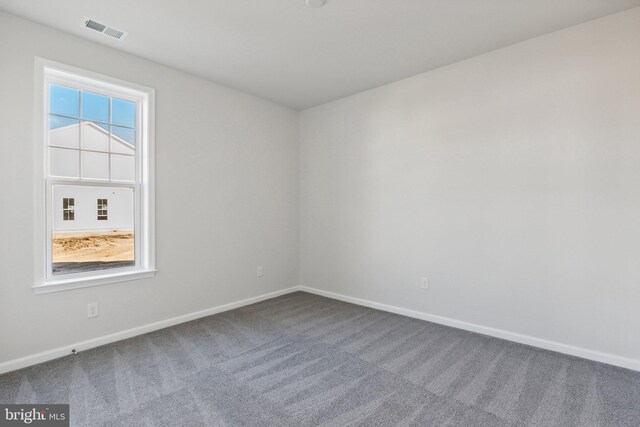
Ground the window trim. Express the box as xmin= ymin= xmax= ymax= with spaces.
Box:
xmin=34 ymin=58 xmax=156 ymax=293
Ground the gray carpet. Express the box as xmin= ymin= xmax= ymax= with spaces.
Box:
xmin=1 ymin=291 xmax=639 ymax=426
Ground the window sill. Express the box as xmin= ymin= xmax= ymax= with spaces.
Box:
xmin=33 ymin=269 xmax=156 ymax=294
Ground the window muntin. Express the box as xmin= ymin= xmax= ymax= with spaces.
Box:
xmin=97 ymin=199 xmax=108 ymax=220
xmin=48 ymin=84 xmax=136 ymax=183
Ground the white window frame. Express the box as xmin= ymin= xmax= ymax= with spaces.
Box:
xmin=34 ymin=58 xmax=156 ymax=294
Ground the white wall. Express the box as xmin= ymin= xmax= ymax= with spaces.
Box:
xmin=0 ymin=11 xmax=299 ymax=365
xmin=300 ymin=8 xmax=640 ymax=363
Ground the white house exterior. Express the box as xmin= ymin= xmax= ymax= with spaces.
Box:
xmin=50 ymin=122 xmax=135 ymax=233
xmin=49 ymin=121 xmax=136 ymax=181
xmin=53 ymin=185 xmax=134 ymax=232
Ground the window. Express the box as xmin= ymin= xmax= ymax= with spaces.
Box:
xmin=62 ymin=198 xmax=75 ymax=221
xmin=97 ymin=199 xmax=108 ymax=220
xmin=35 ymin=59 xmax=155 ymax=293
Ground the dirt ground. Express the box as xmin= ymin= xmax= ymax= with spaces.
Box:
xmin=52 ymin=230 xmax=134 ymax=263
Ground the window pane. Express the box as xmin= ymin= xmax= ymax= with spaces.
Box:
xmin=112 ymin=126 xmax=135 ymax=144
xmin=112 ymin=98 xmax=135 ymax=128
xmin=111 ymin=154 xmax=135 ymax=181
xmin=52 ymin=184 xmax=135 ymax=275
xmin=81 ymin=121 xmax=109 ymax=152
xmin=49 ymin=115 xmax=77 ymax=130
xmin=81 ymin=151 xmax=109 ymax=180
xmin=82 ymin=91 xmax=109 ymax=123
xmin=50 ymin=148 xmax=79 ymax=178
xmin=49 ymin=84 xmax=79 ymax=118
xmin=49 ymin=116 xmax=79 ymax=148
xmin=111 ymin=140 xmax=135 ymax=156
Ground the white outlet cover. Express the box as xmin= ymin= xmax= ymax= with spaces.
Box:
xmin=306 ymin=0 xmax=326 ymax=8
xmin=87 ymin=302 xmax=99 ymax=318
xmin=421 ymin=277 xmax=429 ymax=289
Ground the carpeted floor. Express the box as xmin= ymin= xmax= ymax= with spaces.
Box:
xmin=1 ymin=291 xmax=639 ymax=426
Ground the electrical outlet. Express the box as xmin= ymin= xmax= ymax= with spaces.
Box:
xmin=421 ymin=277 xmax=429 ymax=290
xmin=87 ymin=302 xmax=99 ymax=318
xmin=257 ymin=266 xmax=264 ymax=277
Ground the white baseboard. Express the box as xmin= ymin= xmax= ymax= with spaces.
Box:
xmin=0 ymin=287 xmax=299 ymax=375
xmin=299 ymin=286 xmax=640 ymax=372
xmin=3 ymin=285 xmax=638 ymax=374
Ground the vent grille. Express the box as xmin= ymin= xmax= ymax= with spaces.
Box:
xmin=83 ymin=18 xmax=127 ymax=40
xmin=85 ymin=19 xmax=106 ymax=32
xmin=103 ymin=27 xmax=125 ymax=39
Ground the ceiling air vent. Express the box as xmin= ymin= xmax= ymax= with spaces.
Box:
xmin=83 ymin=18 xmax=128 ymax=41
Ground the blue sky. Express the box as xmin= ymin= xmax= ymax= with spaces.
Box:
xmin=49 ymin=84 xmax=136 ymax=144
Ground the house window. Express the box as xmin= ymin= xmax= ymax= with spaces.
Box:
xmin=62 ymin=198 xmax=75 ymax=221
xmin=35 ymin=59 xmax=156 ymax=293
xmin=97 ymin=199 xmax=108 ymax=220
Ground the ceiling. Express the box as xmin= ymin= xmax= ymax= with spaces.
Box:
xmin=1 ymin=0 xmax=638 ymax=110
